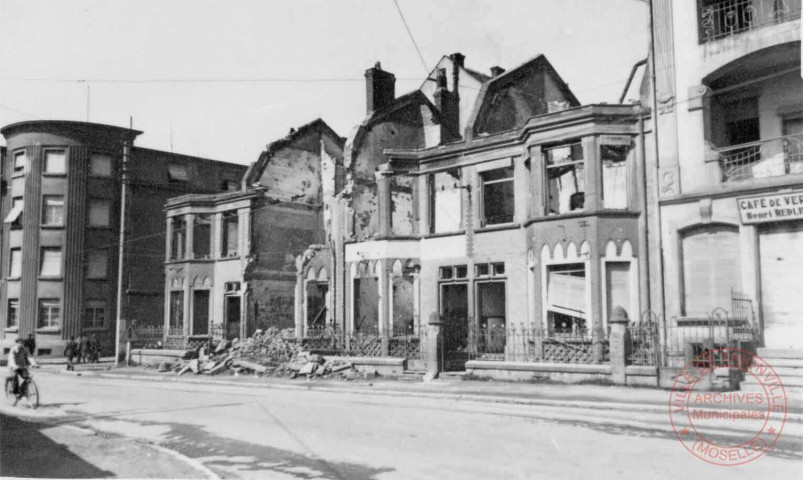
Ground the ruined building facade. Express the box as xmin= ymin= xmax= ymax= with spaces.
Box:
xmin=164 ymin=120 xmax=344 ymax=343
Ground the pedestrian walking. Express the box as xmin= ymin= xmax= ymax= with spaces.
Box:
xmin=64 ymin=336 xmax=77 ymax=371
xmin=89 ymin=334 xmax=100 ymax=363
xmin=79 ymin=335 xmax=89 ymax=364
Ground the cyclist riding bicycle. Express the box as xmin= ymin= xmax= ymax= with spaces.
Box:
xmin=7 ymin=337 xmax=38 ymax=395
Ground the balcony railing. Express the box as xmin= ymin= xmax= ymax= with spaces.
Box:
xmin=700 ymin=0 xmax=800 ymax=43
xmin=717 ymin=134 xmax=803 ymax=182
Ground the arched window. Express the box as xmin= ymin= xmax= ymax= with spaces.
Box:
xmin=681 ymin=225 xmax=741 ymax=316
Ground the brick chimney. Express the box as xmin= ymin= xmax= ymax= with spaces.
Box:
xmin=434 ymin=68 xmax=459 ymax=142
xmin=365 ymin=62 xmax=396 ymax=114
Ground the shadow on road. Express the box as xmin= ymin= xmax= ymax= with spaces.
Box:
xmin=0 ymin=413 xmax=113 ymax=478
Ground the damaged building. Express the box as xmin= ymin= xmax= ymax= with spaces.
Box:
xmin=295 ymin=53 xmax=650 ymax=372
xmin=164 ymin=119 xmax=344 ymax=345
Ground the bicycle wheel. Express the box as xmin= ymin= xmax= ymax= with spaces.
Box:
xmin=23 ymin=380 xmax=38 ymax=409
xmin=4 ymin=378 xmax=18 ymax=406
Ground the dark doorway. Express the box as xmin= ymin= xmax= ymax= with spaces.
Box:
xmin=192 ymin=290 xmax=209 ymax=335
xmin=354 ymin=278 xmax=379 ymax=334
xmin=306 ymin=282 xmax=329 ymax=328
xmin=477 ymin=282 xmax=506 ymax=355
xmin=225 ymin=296 xmax=241 ymax=340
xmin=440 ymin=283 xmax=469 ymax=371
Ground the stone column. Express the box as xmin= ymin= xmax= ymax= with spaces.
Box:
xmin=378 ymin=259 xmax=390 ymax=356
xmin=608 ymin=306 xmax=631 ymax=385
xmin=424 ymin=311 xmax=444 ymax=382
xmin=185 ymin=213 xmax=195 ymax=260
xmin=376 ymin=169 xmax=392 ymax=238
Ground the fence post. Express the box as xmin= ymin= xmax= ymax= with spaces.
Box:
xmin=424 ymin=312 xmax=443 ymax=382
xmin=608 ymin=306 xmax=631 ymax=384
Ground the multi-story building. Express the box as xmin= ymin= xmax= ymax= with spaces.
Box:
xmin=163 ymin=119 xmax=343 ymax=344
xmin=295 ymin=54 xmax=651 ymax=372
xmin=648 ymin=0 xmax=803 ymax=353
xmin=0 ymin=120 xmax=246 ymax=356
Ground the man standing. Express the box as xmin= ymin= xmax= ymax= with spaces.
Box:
xmin=64 ymin=336 xmax=78 ymax=371
xmin=79 ymin=335 xmax=89 ymax=364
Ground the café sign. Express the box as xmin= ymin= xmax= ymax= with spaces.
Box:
xmin=737 ymin=190 xmax=803 ymax=224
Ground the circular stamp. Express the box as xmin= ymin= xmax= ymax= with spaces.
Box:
xmin=668 ymin=347 xmax=787 ymax=466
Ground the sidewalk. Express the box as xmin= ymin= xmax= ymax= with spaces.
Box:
xmin=50 ymin=364 xmax=803 ymax=418
xmin=0 ymin=413 xmax=214 ymax=479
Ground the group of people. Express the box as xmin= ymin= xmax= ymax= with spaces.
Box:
xmin=64 ymin=334 xmax=101 ymax=371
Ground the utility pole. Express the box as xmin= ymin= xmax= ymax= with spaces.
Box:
xmin=114 ymin=118 xmax=132 ymax=365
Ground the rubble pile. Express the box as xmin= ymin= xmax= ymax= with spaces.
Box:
xmin=167 ymin=327 xmax=369 ymax=380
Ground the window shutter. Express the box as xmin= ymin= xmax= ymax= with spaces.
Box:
xmin=682 ymin=227 xmax=740 ymax=316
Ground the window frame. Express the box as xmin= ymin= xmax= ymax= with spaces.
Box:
xmin=7 ymin=299 xmax=19 ymax=329
xmin=600 ymin=143 xmax=631 ymax=210
xmin=167 ymin=164 xmax=189 ymax=183
xmin=38 ymin=298 xmax=61 ymax=329
xmin=86 ymin=249 xmax=108 ymax=279
xmin=221 ymin=211 xmax=239 ymax=258
xmin=679 ymin=224 xmax=742 ymax=317
xmin=43 ymin=149 xmax=67 ymax=175
xmin=544 ymin=261 xmax=589 ymax=336
xmin=39 ymin=247 xmax=63 ymax=278
xmin=544 ymin=141 xmax=585 ymax=215
xmin=429 ymin=169 xmax=463 ymax=234
xmin=87 ymin=198 xmax=111 ymax=228
xmin=5 ymin=197 xmax=24 ymax=229
xmin=13 ymin=150 xmax=27 ymax=174
xmin=84 ymin=299 xmax=106 ymax=329
xmin=89 ymin=153 xmax=113 ymax=178
xmin=41 ymin=195 xmax=65 ymax=226
xmin=479 ymin=166 xmax=515 ymax=226
xmin=9 ymin=248 xmax=22 ymax=278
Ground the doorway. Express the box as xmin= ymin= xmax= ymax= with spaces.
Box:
xmin=759 ymin=222 xmax=803 ymax=348
xmin=192 ymin=290 xmax=209 ymax=335
xmin=225 ymin=295 xmax=241 ymax=340
xmin=440 ymin=283 xmax=469 ymax=371
xmin=306 ymin=282 xmax=329 ymax=328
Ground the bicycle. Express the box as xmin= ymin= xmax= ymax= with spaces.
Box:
xmin=4 ymin=366 xmax=39 ymax=409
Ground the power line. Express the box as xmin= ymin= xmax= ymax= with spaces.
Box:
xmin=391 ymin=0 xmax=430 ymax=74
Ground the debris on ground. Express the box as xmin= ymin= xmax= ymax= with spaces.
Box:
xmin=168 ymin=327 xmax=365 ymax=381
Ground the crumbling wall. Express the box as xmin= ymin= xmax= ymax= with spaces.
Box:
xmin=391 ymin=175 xmax=414 ymax=236
xmin=392 ymin=275 xmax=415 ymax=333
xmin=251 ymin=278 xmax=296 ymax=330
xmin=259 ymin=145 xmax=322 ymax=204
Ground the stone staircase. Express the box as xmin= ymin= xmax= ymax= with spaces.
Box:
xmin=740 ymin=349 xmax=803 ymax=406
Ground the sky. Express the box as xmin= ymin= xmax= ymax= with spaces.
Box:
xmin=0 ymin=0 xmax=649 ymax=166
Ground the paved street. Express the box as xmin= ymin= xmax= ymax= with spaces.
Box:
xmin=1 ymin=370 xmax=801 ymax=479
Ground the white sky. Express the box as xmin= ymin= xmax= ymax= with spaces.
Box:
xmin=0 ymin=0 xmax=648 ymax=165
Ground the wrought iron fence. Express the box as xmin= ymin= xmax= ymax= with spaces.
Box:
xmin=627 ymin=321 xmax=660 ymax=366
xmin=700 ymin=0 xmax=800 ymax=42
xmin=302 ymin=324 xmax=426 ymax=359
xmin=463 ymin=323 xmax=611 ymax=364
xmin=662 ymin=308 xmax=760 ymax=369
xmin=717 ymin=134 xmax=803 ymax=182
xmin=130 ymin=325 xmax=164 ymax=348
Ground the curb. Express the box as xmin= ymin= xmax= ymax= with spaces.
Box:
xmin=58 ymin=369 xmax=803 ymax=424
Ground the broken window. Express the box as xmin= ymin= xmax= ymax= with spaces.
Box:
xmin=545 ymin=142 xmax=585 ymax=215
xmin=392 ymin=276 xmax=415 ymax=335
xmin=221 ymin=211 xmax=238 ymax=257
xmin=42 ymin=196 xmax=64 ymax=226
xmin=606 ymin=262 xmax=632 ymax=324
xmin=546 ymin=263 xmax=587 ymax=335
xmin=169 ymin=291 xmax=184 ymax=330
xmin=170 ymin=216 xmax=186 ymax=260
xmin=306 ymin=282 xmax=329 ymax=328
xmin=193 ymin=214 xmax=212 ymax=259
xmin=44 ymin=150 xmax=66 ymax=174
xmin=40 ymin=248 xmax=62 ymax=277
xmin=84 ymin=299 xmax=105 ymax=328
xmin=480 ymin=167 xmax=514 ymax=225
xmin=86 ymin=250 xmax=107 ymax=279
xmin=430 ymin=169 xmax=462 ymax=233
xmin=601 ymin=145 xmax=630 ymax=209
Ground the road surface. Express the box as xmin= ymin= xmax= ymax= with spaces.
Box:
xmin=2 ymin=371 xmax=801 ymax=479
